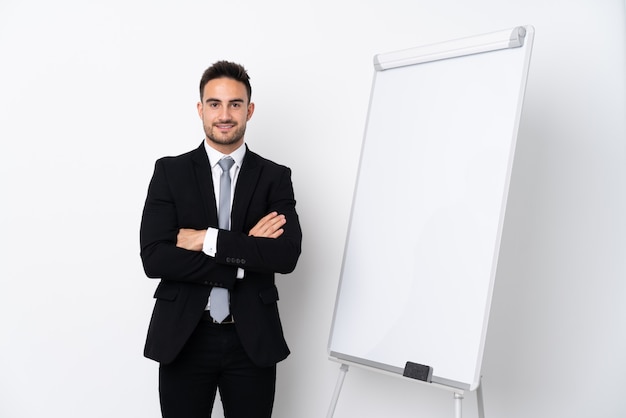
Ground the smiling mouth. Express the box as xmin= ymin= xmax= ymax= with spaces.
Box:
xmin=215 ymin=122 xmax=235 ymax=130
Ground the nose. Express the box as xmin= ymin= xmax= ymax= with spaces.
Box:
xmin=218 ymin=106 xmax=232 ymax=121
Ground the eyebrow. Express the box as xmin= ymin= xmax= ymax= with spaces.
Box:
xmin=204 ymin=98 xmax=245 ymax=104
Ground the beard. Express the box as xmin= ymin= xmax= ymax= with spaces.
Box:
xmin=203 ymin=120 xmax=247 ymax=147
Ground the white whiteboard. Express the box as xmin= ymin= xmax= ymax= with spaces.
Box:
xmin=328 ymin=26 xmax=534 ymax=391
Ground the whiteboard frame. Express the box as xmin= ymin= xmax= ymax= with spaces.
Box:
xmin=328 ymin=25 xmax=535 ymax=392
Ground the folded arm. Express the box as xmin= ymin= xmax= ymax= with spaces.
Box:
xmin=176 ymin=211 xmax=286 ymax=251
xmin=139 ymin=159 xmax=237 ymax=285
xmin=140 ymin=158 xmax=302 ymax=283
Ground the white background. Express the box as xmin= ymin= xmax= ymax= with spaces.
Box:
xmin=0 ymin=1 xmax=624 ymax=417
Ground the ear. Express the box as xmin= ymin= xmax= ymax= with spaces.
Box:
xmin=246 ymin=102 xmax=255 ymax=121
xmin=197 ymin=101 xmax=203 ymax=118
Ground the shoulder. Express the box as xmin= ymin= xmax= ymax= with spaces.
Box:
xmin=244 ymin=148 xmax=291 ymax=173
xmin=155 ymin=144 xmax=206 ymax=168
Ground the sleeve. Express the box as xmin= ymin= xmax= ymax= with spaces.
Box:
xmin=215 ymin=166 xmax=303 ymax=275
xmin=139 ymin=159 xmax=238 ymax=288
xmin=203 ymin=227 xmax=244 ymax=279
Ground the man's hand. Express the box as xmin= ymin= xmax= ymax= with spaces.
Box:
xmin=176 ymin=228 xmax=207 ymax=251
xmin=249 ymin=212 xmax=286 ymax=238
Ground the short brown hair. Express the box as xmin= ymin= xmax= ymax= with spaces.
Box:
xmin=199 ymin=61 xmax=252 ymax=102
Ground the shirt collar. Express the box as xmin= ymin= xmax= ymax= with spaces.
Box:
xmin=203 ymin=140 xmax=246 ymax=169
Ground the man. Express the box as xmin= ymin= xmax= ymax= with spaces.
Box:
xmin=140 ymin=60 xmax=302 ymax=418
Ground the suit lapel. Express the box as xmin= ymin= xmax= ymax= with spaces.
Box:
xmin=231 ymin=146 xmax=261 ymax=232
xmin=191 ymin=143 xmax=219 ymax=227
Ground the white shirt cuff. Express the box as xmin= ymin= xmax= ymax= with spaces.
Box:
xmin=203 ymin=227 xmax=219 ymax=257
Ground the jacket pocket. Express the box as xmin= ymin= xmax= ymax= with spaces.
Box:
xmin=259 ymin=286 xmax=279 ymax=304
xmin=153 ymin=282 xmax=179 ymax=301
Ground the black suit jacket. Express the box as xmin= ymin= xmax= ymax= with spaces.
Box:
xmin=140 ymin=143 xmax=302 ymax=366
